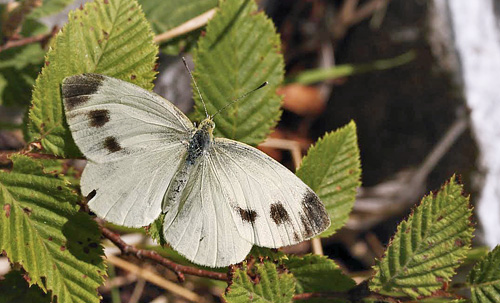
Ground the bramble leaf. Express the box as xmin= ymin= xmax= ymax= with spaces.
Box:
xmin=224 ymin=262 xmax=295 ymax=303
xmin=0 ymin=155 xmax=106 ymax=303
xmin=0 ymin=270 xmax=50 ymax=303
xmin=27 ymin=0 xmax=158 ymax=156
xmin=468 ymin=246 xmax=500 ymax=303
xmin=284 ymin=254 xmax=355 ymax=293
xmin=296 ymin=121 xmax=361 ymax=236
xmin=193 ymin=0 xmax=284 ymax=146
xmin=370 ymin=176 xmax=473 ymax=298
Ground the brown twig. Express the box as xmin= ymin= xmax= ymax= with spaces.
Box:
xmin=153 ymin=8 xmax=217 ymax=44
xmin=99 ymin=225 xmax=228 ymax=282
xmin=0 ymin=31 xmax=54 ymax=54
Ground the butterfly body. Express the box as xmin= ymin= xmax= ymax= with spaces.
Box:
xmin=62 ymin=73 xmax=330 ymax=267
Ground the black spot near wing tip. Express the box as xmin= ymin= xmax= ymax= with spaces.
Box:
xmin=62 ymin=74 xmax=105 ymax=109
xmin=300 ymin=189 xmax=330 ymax=237
xmin=86 ymin=189 xmax=97 ymax=202
xmin=270 ymin=202 xmax=290 ymax=225
xmin=237 ymin=207 xmax=258 ymax=224
xmin=103 ymin=136 xmax=122 ymax=153
xmin=88 ymin=109 xmax=110 ymax=127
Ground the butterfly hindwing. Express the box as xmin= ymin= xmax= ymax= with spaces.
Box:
xmin=62 ymin=74 xmax=194 ymax=227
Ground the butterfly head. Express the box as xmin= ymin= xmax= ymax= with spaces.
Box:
xmin=198 ymin=118 xmax=215 ymax=137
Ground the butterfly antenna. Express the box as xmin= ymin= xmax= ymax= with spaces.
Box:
xmin=182 ymin=57 xmax=209 ymax=118
xmin=212 ymin=81 xmax=268 ymax=118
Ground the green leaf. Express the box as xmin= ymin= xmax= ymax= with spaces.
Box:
xmin=29 ymin=0 xmax=75 ymax=19
xmin=249 ymin=246 xmax=287 ymax=262
xmin=224 ymin=261 xmax=295 ymax=303
xmin=370 ymin=176 xmax=473 ymax=298
xmin=0 ymin=155 xmax=106 ymax=303
xmin=287 ymin=51 xmax=415 ymax=85
xmin=296 ymin=121 xmax=361 ymax=236
xmin=0 ymin=270 xmax=51 ymax=303
xmin=284 ymin=254 xmax=355 ymax=293
xmin=193 ymin=0 xmax=284 ymax=146
xmin=27 ymin=0 xmax=158 ymax=157
xmin=468 ymin=246 xmax=500 ymax=303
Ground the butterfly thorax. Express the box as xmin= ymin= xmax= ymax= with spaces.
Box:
xmin=186 ymin=118 xmax=215 ymax=165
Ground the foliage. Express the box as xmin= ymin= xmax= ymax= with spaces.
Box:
xmin=27 ymin=0 xmax=158 ymax=157
xmin=224 ymin=262 xmax=295 ymax=303
xmin=0 ymin=155 xmax=106 ymax=303
xmin=297 ymin=121 xmax=361 ymax=236
xmin=0 ymin=270 xmax=50 ymax=303
xmin=193 ymin=0 xmax=284 ymax=146
xmin=284 ymin=254 xmax=355 ymax=293
xmin=468 ymin=245 xmax=500 ymax=303
xmin=370 ymin=176 xmax=473 ymax=298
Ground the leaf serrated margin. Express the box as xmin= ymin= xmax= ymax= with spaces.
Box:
xmin=468 ymin=246 xmax=500 ymax=303
xmin=0 ymin=155 xmax=106 ymax=303
xmin=370 ymin=176 xmax=473 ymax=298
xmin=224 ymin=262 xmax=295 ymax=303
xmin=296 ymin=121 xmax=361 ymax=236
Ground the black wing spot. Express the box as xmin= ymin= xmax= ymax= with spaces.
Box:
xmin=86 ymin=190 xmax=97 ymax=202
xmin=300 ymin=214 xmax=314 ymax=238
xmin=237 ymin=207 xmax=258 ymax=224
xmin=293 ymin=231 xmax=300 ymax=242
xmin=270 ymin=202 xmax=290 ymax=225
xmin=103 ymin=136 xmax=121 ymax=153
xmin=62 ymin=74 xmax=105 ymax=110
xmin=88 ymin=109 xmax=110 ymax=127
xmin=300 ymin=190 xmax=329 ymax=237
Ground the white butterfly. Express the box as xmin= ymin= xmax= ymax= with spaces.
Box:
xmin=62 ymin=73 xmax=330 ymax=267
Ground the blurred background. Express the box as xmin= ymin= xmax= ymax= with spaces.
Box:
xmin=1 ymin=0 xmax=500 ymax=302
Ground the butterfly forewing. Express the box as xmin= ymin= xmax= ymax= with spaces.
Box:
xmin=62 ymin=74 xmax=193 ymax=227
xmin=62 ymin=74 xmax=194 ymax=163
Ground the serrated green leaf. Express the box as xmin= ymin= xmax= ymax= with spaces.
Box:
xmin=284 ymin=254 xmax=355 ymax=294
xmin=0 ymin=270 xmax=51 ymax=303
xmin=0 ymin=155 xmax=106 ymax=303
xmin=193 ymin=0 xmax=284 ymax=146
xmin=224 ymin=262 xmax=295 ymax=303
xmin=148 ymin=212 xmax=166 ymax=245
xmin=296 ymin=121 xmax=361 ymax=237
xmin=468 ymin=246 xmax=500 ymax=303
xmin=27 ymin=0 xmax=158 ymax=157
xmin=370 ymin=176 xmax=473 ymax=298
xmin=29 ymin=0 xmax=75 ymax=19
xmin=249 ymin=246 xmax=287 ymax=262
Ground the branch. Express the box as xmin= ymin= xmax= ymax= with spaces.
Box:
xmin=99 ymin=225 xmax=228 ymax=282
xmin=153 ymin=8 xmax=217 ymax=44
xmin=0 ymin=29 xmax=56 ymax=54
